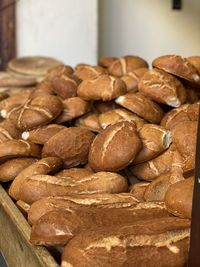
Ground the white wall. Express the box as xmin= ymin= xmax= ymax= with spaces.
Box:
xmin=99 ymin=0 xmax=200 ymax=65
xmin=16 ymin=0 xmax=98 ymax=67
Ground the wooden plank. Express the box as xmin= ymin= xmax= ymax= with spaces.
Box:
xmin=0 ymin=185 xmax=59 ymax=267
xmin=0 ymin=0 xmax=16 ymax=70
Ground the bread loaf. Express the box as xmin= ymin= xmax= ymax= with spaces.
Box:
xmin=77 ymin=75 xmax=127 ymax=101
xmin=108 ymin=56 xmax=148 ymax=77
xmin=75 ymin=113 xmax=101 ymax=132
xmin=115 ymin=92 xmax=163 ymax=123
xmin=55 ymin=167 xmax=93 ymax=179
xmin=42 ymin=127 xmax=95 ymax=167
xmin=51 ymin=74 xmax=80 ymax=99
xmin=74 ymin=65 xmax=107 ymax=80
xmin=7 ymin=95 xmax=63 ymax=131
xmin=28 ymin=193 xmax=139 ymax=225
xmin=61 ymin=217 xmax=190 ymax=267
xmin=54 ymin=97 xmax=90 ymax=123
xmin=8 ymin=157 xmax=63 ymax=200
xmin=152 ymin=55 xmax=200 ymax=83
xmin=165 ymin=177 xmax=194 ymax=219
xmin=46 ymin=65 xmax=73 ymax=81
xmin=89 ymin=121 xmax=142 ymax=171
xmin=138 ymin=68 xmax=186 ymax=107
xmin=16 ymin=200 xmax=30 ymax=218
xmin=134 ymin=124 xmax=172 ymax=164
xmin=30 ymin=202 xmax=169 ymax=245
xmin=99 ymin=108 xmax=145 ymax=130
xmin=31 ymin=80 xmax=55 ymax=97
xmin=0 ymin=158 xmax=37 ymax=182
xmin=18 ymin=172 xmax=128 ymax=204
xmin=93 ymin=100 xmax=119 ymax=113
xmin=187 ymin=56 xmax=200 ymax=74
xmin=22 ymin=124 xmax=66 ymax=144
xmin=130 ymin=146 xmax=175 ymax=181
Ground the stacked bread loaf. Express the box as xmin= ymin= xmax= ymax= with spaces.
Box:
xmin=1 ymin=54 xmax=200 ymax=267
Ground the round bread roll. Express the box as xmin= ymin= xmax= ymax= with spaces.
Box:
xmin=88 ymin=121 xmax=142 ymax=172
xmin=42 ymin=127 xmax=95 ymax=167
xmin=115 ymin=92 xmax=163 ymax=124
xmin=152 ymin=55 xmax=200 ymax=83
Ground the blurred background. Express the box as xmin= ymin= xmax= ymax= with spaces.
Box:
xmin=15 ymin=0 xmax=200 ymax=66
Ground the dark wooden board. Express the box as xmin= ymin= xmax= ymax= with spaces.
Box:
xmin=0 ymin=185 xmax=59 ymax=267
xmin=0 ymin=0 xmax=16 ymax=70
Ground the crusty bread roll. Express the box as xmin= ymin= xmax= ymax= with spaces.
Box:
xmin=89 ymin=121 xmax=142 ymax=172
xmin=42 ymin=127 xmax=95 ymax=167
xmin=77 ymin=75 xmax=127 ymax=101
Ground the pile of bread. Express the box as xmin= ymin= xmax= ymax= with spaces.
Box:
xmin=0 ymin=54 xmax=200 ymax=267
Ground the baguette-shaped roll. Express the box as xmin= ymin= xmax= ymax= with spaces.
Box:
xmin=133 ymin=124 xmax=172 ymax=164
xmin=138 ymin=69 xmax=186 ymax=107
xmin=8 ymin=157 xmax=63 ymax=200
xmin=77 ymin=75 xmax=127 ymax=101
xmin=62 ymin=217 xmax=190 ymax=267
xmin=54 ymin=97 xmax=90 ymax=123
xmin=28 ymin=193 xmax=139 ymax=225
xmin=108 ymin=55 xmax=148 ymax=77
xmin=74 ymin=65 xmax=107 ymax=80
xmin=99 ymin=108 xmax=145 ymax=130
xmin=152 ymin=55 xmax=200 ymax=83
xmin=115 ymin=92 xmax=163 ymax=124
xmin=7 ymin=95 xmax=63 ymax=131
xmin=30 ymin=202 xmax=169 ymax=245
xmin=42 ymin=127 xmax=95 ymax=167
xmin=22 ymin=124 xmax=65 ymax=144
xmin=89 ymin=121 xmax=142 ymax=172
xmin=130 ymin=146 xmax=175 ymax=181
xmin=0 ymin=139 xmax=41 ymax=163
xmin=18 ymin=172 xmax=128 ymax=204
xmin=165 ymin=177 xmax=194 ymax=219
xmin=0 ymin=158 xmax=37 ymax=182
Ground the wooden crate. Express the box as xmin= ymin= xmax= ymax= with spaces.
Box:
xmin=0 ymin=185 xmax=59 ymax=267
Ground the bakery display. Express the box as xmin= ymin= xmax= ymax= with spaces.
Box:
xmin=0 ymin=54 xmax=199 ymax=267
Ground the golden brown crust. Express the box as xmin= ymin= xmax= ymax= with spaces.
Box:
xmin=62 ymin=217 xmax=190 ymax=267
xmin=139 ymin=68 xmax=186 ymax=106
xmin=108 ymin=56 xmax=148 ymax=77
xmin=134 ymin=124 xmax=172 ymax=164
xmin=8 ymin=157 xmax=63 ymax=200
xmin=7 ymin=95 xmax=63 ymax=131
xmin=22 ymin=124 xmax=66 ymax=144
xmin=0 ymin=158 xmax=37 ymax=182
xmin=18 ymin=172 xmax=128 ymax=204
xmin=42 ymin=127 xmax=95 ymax=167
xmin=115 ymin=92 xmax=163 ymax=124
xmin=152 ymin=55 xmax=200 ymax=83
xmin=74 ymin=65 xmax=107 ymax=80
xmin=54 ymin=97 xmax=91 ymax=123
xmin=99 ymin=108 xmax=146 ymax=130
xmin=77 ymin=75 xmax=127 ymax=101
xmin=165 ymin=177 xmax=194 ymax=219
xmin=75 ymin=113 xmax=101 ymax=133
xmin=89 ymin=121 xmax=142 ymax=172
